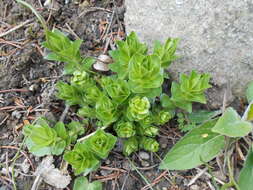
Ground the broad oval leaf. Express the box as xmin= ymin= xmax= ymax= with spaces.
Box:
xmin=73 ymin=176 xmax=102 ymax=190
xmin=159 ymin=119 xmax=225 ymax=170
xmin=212 ymin=107 xmax=253 ymax=137
xmin=238 ymin=146 xmax=253 ymax=190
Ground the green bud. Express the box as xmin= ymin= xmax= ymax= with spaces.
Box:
xmin=63 ymin=143 xmax=99 ymax=175
xmin=139 ymin=137 xmax=159 ymax=152
xmin=86 ymin=129 xmax=117 ymax=159
xmin=71 ymin=71 xmax=89 ymax=86
xmin=139 ymin=115 xmax=153 ymax=126
xmin=127 ymin=96 xmax=150 ymax=121
xmin=123 ymin=136 xmax=139 ymax=156
xmin=137 ymin=124 xmax=159 ymax=137
xmin=155 ymin=110 xmax=172 ymax=125
xmin=114 ymin=121 xmax=136 ymax=138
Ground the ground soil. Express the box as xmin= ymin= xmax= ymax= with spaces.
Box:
xmin=0 ymin=0 xmax=244 ymax=190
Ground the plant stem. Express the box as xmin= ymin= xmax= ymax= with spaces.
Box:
xmin=127 ymin=158 xmax=155 ymax=190
xmin=16 ymin=0 xmax=48 ymax=31
xmin=11 ymin=138 xmax=26 ymax=190
xmin=77 ymin=126 xmax=107 ymax=142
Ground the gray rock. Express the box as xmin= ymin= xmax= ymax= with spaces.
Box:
xmin=125 ymin=0 xmax=253 ymax=106
xmin=139 ymin=151 xmax=150 ymax=160
xmin=11 ymin=110 xmax=22 ymax=119
xmin=141 ymin=160 xmax=150 ymax=167
xmin=190 ymin=185 xmax=200 ymax=190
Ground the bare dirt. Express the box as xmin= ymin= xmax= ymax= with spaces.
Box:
xmin=0 ymin=1 xmax=241 ymax=190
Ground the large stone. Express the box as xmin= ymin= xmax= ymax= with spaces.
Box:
xmin=125 ymin=0 xmax=253 ymax=106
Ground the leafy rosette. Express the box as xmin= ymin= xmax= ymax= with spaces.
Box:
xmin=71 ymin=71 xmax=90 ymax=87
xmin=42 ymin=29 xmax=86 ymax=74
xmin=23 ymin=119 xmax=78 ymax=157
xmin=138 ymin=115 xmax=153 ymax=126
xmin=139 ymin=137 xmax=159 ymax=152
xmin=136 ymin=124 xmax=159 ymax=137
xmin=153 ymin=38 xmax=179 ymax=68
xmin=109 ymin=32 xmax=148 ymax=79
xmin=64 ymin=143 xmax=100 ymax=175
xmin=101 ymin=76 xmax=130 ymax=104
xmin=95 ymin=96 xmax=119 ymax=126
xmin=56 ymin=81 xmax=85 ymax=106
xmin=127 ymin=96 xmax=150 ymax=121
xmin=154 ymin=110 xmax=172 ymax=125
xmin=169 ymin=70 xmax=212 ymax=112
xmin=123 ymin=136 xmax=139 ymax=156
xmin=86 ymin=129 xmax=117 ymax=159
xmin=85 ymin=85 xmax=103 ymax=105
xmin=128 ymin=54 xmax=164 ymax=97
xmin=114 ymin=121 xmax=136 ymax=138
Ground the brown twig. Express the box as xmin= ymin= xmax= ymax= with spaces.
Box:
xmin=0 ymin=88 xmax=29 ymax=93
xmin=0 ymin=146 xmax=35 ymax=171
xmin=0 ymin=19 xmax=34 ymax=38
xmin=141 ymin=171 xmax=168 ymax=190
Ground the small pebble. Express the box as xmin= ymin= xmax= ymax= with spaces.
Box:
xmin=21 ymin=159 xmax=30 ymax=174
xmin=139 ymin=151 xmax=150 ymax=160
xmin=105 ymin=159 xmax=111 ymax=165
xmin=100 ymin=169 xmax=112 ymax=176
xmin=11 ymin=110 xmax=22 ymax=119
xmin=29 ymin=84 xmax=39 ymax=92
xmin=190 ymin=184 xmax=200 ymax=190
xmin=141 ymin=160 xmax=150 ymax=167
xmin=122 ymin=161 xmax=131 ymax=170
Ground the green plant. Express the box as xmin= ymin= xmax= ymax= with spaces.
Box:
xmin=73 ymin=176 xmax=102 ymax=190
xmin=17 ymin=0 xmax=216 ymax=188
xmin=160 ymin=82 xmax=253 ymax=190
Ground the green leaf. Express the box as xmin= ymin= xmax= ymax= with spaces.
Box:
xmin=114 ymin=121 xmax=136 ymax=138
xmin=101 ymin=76 xmax=130 ymax=104
xmin=160 ymin=93 xmax=175 ymax=109
xmin=153 ymin=38 xmax=179 ymax=68
xmin=136 ymin=124 xmax=158 ymax=137
xmin=238 ymin=146 xmax=253 ymax=190
xmin=123 ymin=136 xmax=139 ymax=156
xmin=78 ymin=106 xmax=96 ymax=119
xmin=73 ymin=176 xmax=102 ymax=190
xmin=139 ymin=137 xmax=159 ymax=152
xmin=56 ymin=81 xmax=85 ymax=106
xmin=51 ymin=140 xmax=66 ymax=155
xmin=170 ymin=71 xmax=212 ymax=112
xmin=127 ymin=96 xmax=150 ymax=121
xmin=212 ymin=107 xmax=253 ymax=137
xmin=64 ymin=143 xmax=100 ymax=175
xmin=86 ymin=129 xmax=117 ymax=159
xmin=54 ymin=122 xmax=68 ymax=140
xmin=159 ymin=119 xmax=225 ymax=170
xmin=95 ymin=95 xmax=119 ymax=126
xmin=43 ymin=29 xmax=84 ymax=75
xmin=25 ymin=137 xmax=51 ymax=157
xmin=188 ymin=110 xmax=221 ymax=124
xmin=246 ymin=81 xmax=253 ymax=103
xmin=29 ymin=124 xmax=57 ymax=147
xmin=109 ymin=32 xmax=148 ymax=79
xmin=128 ymin=54 xmax=164 ymax=94
xmin=67 ymin=121 xmax=86 ymax=143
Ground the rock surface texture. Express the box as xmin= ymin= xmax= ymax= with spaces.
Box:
xmin=125 ymin=0 xmax=253 ymax=106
